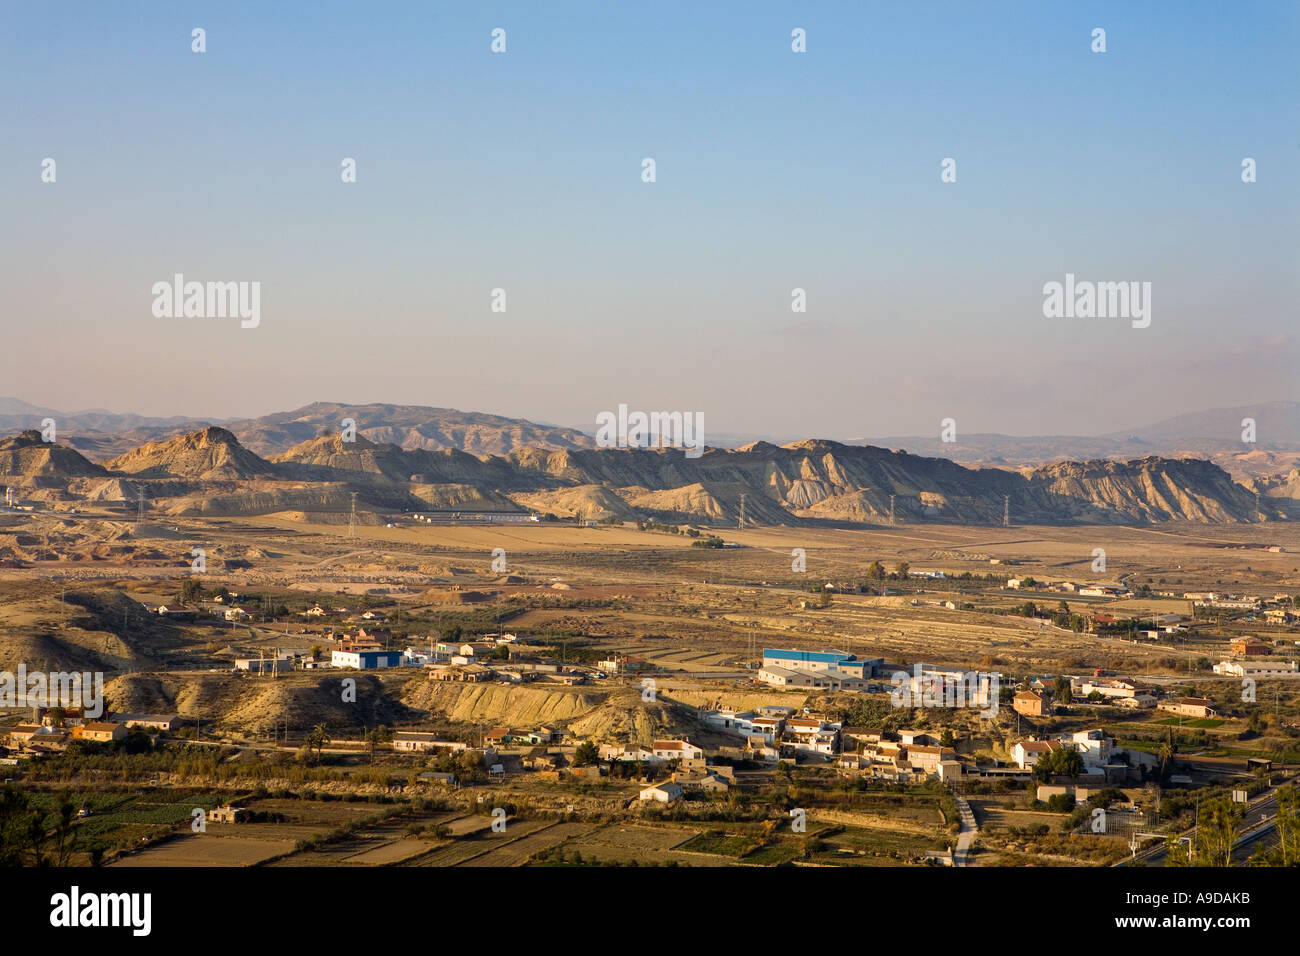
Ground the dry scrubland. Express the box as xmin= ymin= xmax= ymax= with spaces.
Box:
xmin=4 ymin=505 xmax=1300 ymax=867
xmin=3 ymin=510 xmax=1300 ymax=689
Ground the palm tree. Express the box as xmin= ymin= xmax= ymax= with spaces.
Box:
xmin=365 ymin=725 xmax=391 ymax=761
xmin=1158 ymin=729 xmax=1177 ymax=778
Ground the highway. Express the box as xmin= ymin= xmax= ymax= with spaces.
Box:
xmin=1120 ymin=786 xmax=1281 ymax=867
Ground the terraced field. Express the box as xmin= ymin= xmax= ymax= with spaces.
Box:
xmin=459 ymin=821 xmax=595 ymax=866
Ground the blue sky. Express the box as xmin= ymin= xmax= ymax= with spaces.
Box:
xmin=1 ymin=1 xmax=1296 ymax=439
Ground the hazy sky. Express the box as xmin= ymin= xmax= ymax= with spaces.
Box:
xmin=2 ymin=1 xmax=1296 ymax=439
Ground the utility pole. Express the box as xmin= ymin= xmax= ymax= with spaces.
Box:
xmin=889 ymin=495 xmax=895 ymax=527
xmin=738 ymin=493 xmax=746 ymax=531
xmin=136 ymin=489 xmax=146 ymax=526
xmin=348 ymin=492 xmax=358 ymax=538
xmin=1003 ymin=495 xmax=1010 ymax=528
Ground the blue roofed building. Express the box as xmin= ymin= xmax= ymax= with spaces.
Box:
xmin=332 ymin=649 xmax=405 ymax=670
xmin=758 ymin=648 xmax=883 ymax=688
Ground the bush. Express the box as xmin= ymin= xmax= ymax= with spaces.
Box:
xmin=1046 ymin=794 xmax=1076 ymax=813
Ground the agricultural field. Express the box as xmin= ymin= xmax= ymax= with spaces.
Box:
xmin=4 ymin=502 xmax=1300 ymax=870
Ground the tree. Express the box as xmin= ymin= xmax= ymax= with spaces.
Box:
xmin=939 ymin=729 xmax=956 ymax=749
xmin=573 ymin=741 xmax=600 ymax=766
xmin=893 ymin=561 xmax=910 ymax=579
xmin=1252 ymin=785 xmax=1300 ymax=866
xmin=1166 ymin=834 xmax=1193 ymax=867
xmin=1056 ymin=747 xmax=1084 ymax=780
xmin=455 ymin=749 xmax=487 ymax=783
xmin=1195 ymin=798 xmax=1243 ymax=867
xmin=305 ymin=724 xmax=328 ymax=761
xmin=365 ymin=725 xmax=391 ymax=760
xmin=1053 ymin=676 xmax=1073 ymax=705
xmin=1036 ymin=745 xmax=1084 ymax=782
xmin=866 ymin=561 xmax=885 ymax=582
xmin=0 ymin=787 xmax=38 ymax=867
xmin=1277 ymin=785 xmax=1300 ymax=867
xmin=1158 ymin=728 xmax=1178 ymax=778
xmin=179 ymin=577 xmax=203 ymax=605
xmin=52 ymin=798 xmax=77 ymax=867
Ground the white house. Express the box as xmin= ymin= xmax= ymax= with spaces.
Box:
xmin=116 ymin=713 xmax=182 ymax=733
xmin=701 ymin=708 xmax=786 ymax=739
xmin=392 ymin=732 xmax=467 ymax=753
xmin=638 ymin=782 xmax=683 ymax=803
xmin=403 ymin=646 xmax=432 ymax=666
xmin=652 ymin=739 xmax=704 ymax=762
xmin=1080 ymin=679 xmax=1146 ymax=700
xmin=1115 ymin=694 xmax=1157 ymax=709
xmin=1214 ymin=659 xmax=1298 ymax=678
xmin=1011 ymin=739 xmax=1063 ymax=769
xmin=600 ymin=743 xmax=658 ymax=763
xmin=1069 ymin=729 xmax=1114 ymax=768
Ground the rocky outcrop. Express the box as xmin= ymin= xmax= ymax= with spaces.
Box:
xmin=105 ymin=426 xmax=275 ymax=480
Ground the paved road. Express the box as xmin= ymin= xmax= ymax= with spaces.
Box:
xmin=954 ymin=794 xmax=977 ymax=866
xmin=1120 ymin=788 xmax=1281 ymax=867
xmin=1231 ymin=796 xmax=1280 ymax=865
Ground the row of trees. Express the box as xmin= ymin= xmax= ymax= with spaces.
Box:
xmin=1163 ymin=786 xmax=1300 ymax=867
xmin=863 ymin=561 xmax=910 ymax=582
xmin=1166 ymin=797 xmax=1244 ymax=867
xmin=0 ymin=788 xmax=83 ymax=867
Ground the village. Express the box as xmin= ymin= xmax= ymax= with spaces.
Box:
xmin=4 ymin=504 xmax=1300 ymax=868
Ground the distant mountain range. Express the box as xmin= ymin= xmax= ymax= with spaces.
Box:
xmin=1 ymin=398 xmax=1298 ymax=526
xmin=3 ymin=397 xmax=1294 ymax=466
xmin=856 ymin=401 xmax=1300 ymax=479
xmin=0 ymin=422 xmax=1292 ymax=527
xmin=0 ymin=399 xmax=595 ymax=460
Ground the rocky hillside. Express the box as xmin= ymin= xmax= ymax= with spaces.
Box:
xmin=229 ymin=401 xmax=595 ymax=457
xmin=105 ymin=426 xmax=276 ymax=480
xmin=494 ymin=440 xmax=1260 ymax=524
xmin=0 ymin=430 xmax=107 ymax=480
xmin=273 ymin=435 xmax=1269 ymax=525
xmin=1028 ymin=457 xmax=1259 ymax=522
xmin=272 ymin=433 xmax=522 ymax=487
xmin=1 ymin=425 xmax=1280 ymax=526
xmin=1246 ymin=468 xmax=1300 ymax=519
